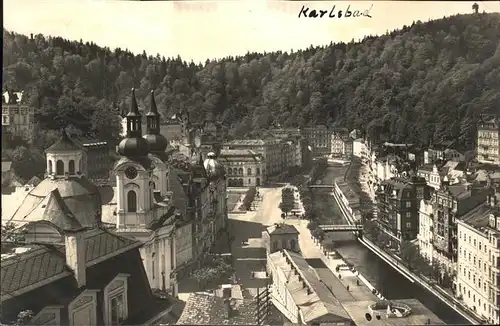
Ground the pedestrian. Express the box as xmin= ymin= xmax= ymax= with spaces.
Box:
xmin=356 ymin=279 xmax=360 ymax=286
xmin=347 ymin=285 xmax=350 ymax=291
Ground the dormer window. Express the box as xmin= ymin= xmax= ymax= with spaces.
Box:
xmin=104 ymin=274 xmax=129 ymax=325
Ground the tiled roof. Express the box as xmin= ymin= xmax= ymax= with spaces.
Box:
xmin=266 ymin=223 xmax=299 ymax=235
xmin=1 ymin=245 xmax=71 ymax=298
xmin=177 ymin=292 xmax=257 ymax=325
xmin=1 ymin=229 xmax=140 ymax=300
xmin=46 ymin=130 xmax=83 ymax=152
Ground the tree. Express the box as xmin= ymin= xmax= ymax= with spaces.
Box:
xmin=10 ymin=146 xmax=45 ymax=182
xmin=307 ymin=221 xmax=318 ymax=231
xmin=399 ymin=241 xmax=420 ymax=270
xmin=279 ymin=187 xmax=295 ymax=216
xmin=1 ymin=222 xmax=26 ymax=254
xmin=3 ymin=13 xmax=500 ymax=154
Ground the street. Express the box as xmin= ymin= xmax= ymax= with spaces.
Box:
xmin=228 ymin=186 xmax=284 ymax=297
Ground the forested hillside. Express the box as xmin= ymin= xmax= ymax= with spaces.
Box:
xmin=3 ymin=12 xmax=500 ymax=153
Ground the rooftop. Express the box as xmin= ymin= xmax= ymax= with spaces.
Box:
xmin=269 ymin=250 xmax=352 ymax=324
xmin=266 ymin=223 xmax=299 ymax=235
xmin=176 ymin=291 xmax=257 ymax=325
xmin=1 ymin=229 xmax=139 ymax=299
xmin=342 ymin=299 xmax=446 ymax=326
xmin=458 ymin=201 xmax=499 ymax=234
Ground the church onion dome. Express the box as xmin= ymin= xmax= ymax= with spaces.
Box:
xmin=204 ymin=152 xmax=225 ymax=178
xmin=118 ymin=137 xmax=150 ymax=157
xmin=46 ymin=128 xmax=83 ymax=153
xmin=144 ymin=90 xmax=168 ymax=153
xmin=117 ymin=88 xmax=150 ymax=157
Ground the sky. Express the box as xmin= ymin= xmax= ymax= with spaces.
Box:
xmin=4 ymin=0 xmax=500 ymax=63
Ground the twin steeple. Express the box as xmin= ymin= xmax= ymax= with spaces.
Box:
xmin=118 ymin=88 xmax=168 ymax=157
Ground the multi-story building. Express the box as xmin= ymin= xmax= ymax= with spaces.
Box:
xmin=376 ymin=176 xmax=429 ymax=246
xmin=1 ymin=90 xmax=35 ymax=144
xmin=424 ymin=139 xmax=456 ymax=164
xmin=456 ymin=189 xmax=499 ymax=324
xmin=301 ymin=125 xmax=332 ymax=156
xmin=428 ymin=181 xmax=490 ymax=275
xmin=477 ymin=115 xmax=500 ymax=165
xmin=353 ymin=138 xmax=368 ymax=160
xmin=219 ymin=149 xmax=265 ymax=187
xmin=417 ymin=161 xmax=467 ymax=190
xmin=418 ymin=198 xmax=435 ymax=260
xmin=223 ymin=138 xmax=283 ymax=176
xmin=331 ymin=129 xmax=353 ymax=159
xmin=72 ymin=135 xmax=114 ymax=183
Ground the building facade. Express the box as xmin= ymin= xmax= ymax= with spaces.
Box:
xmin=113 ymin=90 xmax=178 ymax=294
xmin=418 ymin=199 xmax=435 ymax=261
xmin=331 ymin=129 xmax=353 ymax=159
xmin=301 ymin=125 xmax=332 ymax=157
xmin=456 ymin=190 xmax=500 ymax=324
xmin=477 ymin=115 xmax=500 ymax=165
xmin=1 ymin=90 xmax=35 ymax=144
xmin=376 ymin=176 xmax=428 ymax=246
xmin=263 ymin=224 xmax=299 ymax=253
xmin=219 ymin=149 xmax=265 ymax=187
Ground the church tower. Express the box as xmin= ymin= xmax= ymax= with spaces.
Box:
xmin=115 ymin=88 xmax=154 ymax=229
xmin=46 ymin=128 xmax=87 ymax=179
xmin=143 ymin=90 xmax=170 ymax=196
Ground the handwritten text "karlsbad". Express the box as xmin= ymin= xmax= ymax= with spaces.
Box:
xmin=298 ymin=5 xmax=373 ymax=19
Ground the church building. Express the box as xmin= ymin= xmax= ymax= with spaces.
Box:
xmin=111 ymin=89 xmax=179 ymax=294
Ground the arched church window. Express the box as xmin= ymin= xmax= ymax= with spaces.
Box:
xmin=48 ymin=160 xmax=53 ymax=174
xmin=238 ymin=168 xmax=243 ymax=175
xmin=68 ymin=160 xmax=75 ymax=174
xmin=247 ymin=168 xmax=252 ymax=176
xmin=56 ymin=160 xmax=64 ymax=175
xmin=228 ymin=168 xmax=233 ymax=175
xmin=127 ymin=190 xmax=137 ymax=212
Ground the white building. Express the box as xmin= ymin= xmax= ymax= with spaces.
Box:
xmin=353 ymin=138 xmax=367 ymax=159
xmin=112 ymin=89 xmax=178 ymax=294
xmin=456 ymin=192 xmax=500 ymax=324
xmin=418 ymin=199 xmax=434 ymax=261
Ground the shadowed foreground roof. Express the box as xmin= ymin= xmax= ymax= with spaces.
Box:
xmin=1 ymin=229 xmax=139 ymax=299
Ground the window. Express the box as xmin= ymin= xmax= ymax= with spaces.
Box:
xmin=127 ymin=190 xmax=137 ymax=213
xmin=110 ymin=293 xmax=125 ymax=325
xmin=406 ymin=212 xmax=411 ymax=218
xmin=406 ymin=222 xmax=411 ymax=229
xmin=247 ymin=168 xmax=252 ymax=176
xmin=104 ymin=275 xmax=129 ymax=326
xmin=406 ymin=201 xmax=411 ymax=208
xmin=56 ymin=160 xmax=64 ymax=175
xmin=69 ymin=160 xmax=75 ymax=174
xmin=48 ymin=160 xmax=53 ymax=174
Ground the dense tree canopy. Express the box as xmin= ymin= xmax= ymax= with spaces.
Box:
xmin=3 ymin=13 xmax=500 ymax=152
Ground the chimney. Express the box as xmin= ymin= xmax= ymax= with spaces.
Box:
xmin=65 ymin=229 xmax=87 ymax=288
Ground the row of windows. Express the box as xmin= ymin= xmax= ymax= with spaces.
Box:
xmin=2 ymin=107 xmax=32 ymax=115
xmin=226 ymin=167 xmax=261 ymax=176
xmin=48 ymin=159 xmax=80 ymax=175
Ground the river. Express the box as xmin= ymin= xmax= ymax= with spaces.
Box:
xmin=312 ymin=165 xmax=468 ymax=325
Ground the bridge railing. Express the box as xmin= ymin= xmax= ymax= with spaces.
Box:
xmin=319 ymin=224 xmax=363 ymax=232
